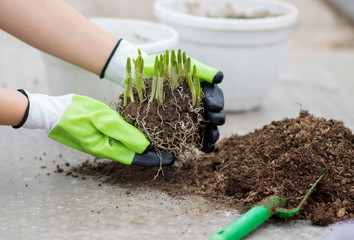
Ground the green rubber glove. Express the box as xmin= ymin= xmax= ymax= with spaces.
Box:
xmin=143 ymin=52 xmax=224 ymax=84
xmin=100 ymin=39 xmax=223 ymax=85
xmin=15 ymin=90 xmax=174 ymax=166
xmin=48 ymin=94 xmax=149 ymax=165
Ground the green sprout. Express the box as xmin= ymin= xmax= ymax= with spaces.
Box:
xmin=171 ymin=49 xmax=176 ymax=64
xmin=184 ymin=57 xmax=191 ymax=82
xmin=160 ymin=54 xmax=164 ymax=67
xmin=149 ymin=55 xmax=159 ymax=103
xmin=132 ymin=50 xmax=144 ymax=102
xmin=177 ymin=49 xmax=183 ymax=80
xmin=193 ymin=64 xmax=201 ymax=107
xmin=188 ymin=72 xmax=196 ymax=107
xmin=164 ymin=50 xmax=170 ymax=82
xmin=170 ymin=50 xmax=178 ymax=90
xmin=135 ymin=56 xmax=144 ymax=102
xmin=183 ymin=52 xmax=191 ymax=81
xmin=124 ymin=50 xmax=202 ymax=108
xmin=157 ymin=59 xmax=165 ymax=104
xmin=123 ymin=57 xmax=134 ymax=106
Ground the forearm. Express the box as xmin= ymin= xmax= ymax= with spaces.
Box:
xmin=0 ymin=0 xmax=117 ymax=75
xmin=0 ymin=88 xmax=28 ymax=126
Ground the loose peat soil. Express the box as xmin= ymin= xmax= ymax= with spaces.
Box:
xmin=67 ymin=111 xmax=353 ymax=226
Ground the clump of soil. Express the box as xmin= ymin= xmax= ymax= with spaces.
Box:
xmin=68 ymin=111 xmax=353 ymax=226
xmin=115 ymin=77 xmax=205 ymax=158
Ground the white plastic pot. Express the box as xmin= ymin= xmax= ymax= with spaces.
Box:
xmin=154 ymin=0 xmax=298 ymax=111
xmin=41 ymin=18 xmax=179 ymax=104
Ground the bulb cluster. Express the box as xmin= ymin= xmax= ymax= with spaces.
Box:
xmin=123 ymin=49 xmax=201 ymax=108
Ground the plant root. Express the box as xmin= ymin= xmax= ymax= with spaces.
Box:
xmin=116 ymin=78 xmax=206 ymax=162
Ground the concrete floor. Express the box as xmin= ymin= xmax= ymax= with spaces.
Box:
xmin=1 ymin=0 xmax=354 ymax=239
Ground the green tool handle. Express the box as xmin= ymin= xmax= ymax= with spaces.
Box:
xmin=209 ymin=205 xmax=271 ymax=240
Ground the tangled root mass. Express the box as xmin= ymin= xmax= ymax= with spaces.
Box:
xmin=116 ymin=77 xmax=206 ymax=159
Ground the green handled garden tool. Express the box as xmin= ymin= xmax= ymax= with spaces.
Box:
xmin=210 ymin=172 xmax=326 ymax=240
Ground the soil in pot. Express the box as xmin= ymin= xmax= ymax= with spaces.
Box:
xmin=185 ymin=2 xmax=281 ymax=19
xmin=66 ymin=111 xmax=353 ymax=226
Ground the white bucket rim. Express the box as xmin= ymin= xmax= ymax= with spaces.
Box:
xmin=41 ymin=18 xmax=179 ymax=66
xmin=90 ymin=18 xmax=179 ymax=52
xmin=154 ymin=0 xmax=298 ymax=31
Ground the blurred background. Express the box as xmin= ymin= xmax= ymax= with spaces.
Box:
xmin=62 ymin=0 xmax=354 ymax=131
xmin=65 ymin=0 xmax=354 ymax=50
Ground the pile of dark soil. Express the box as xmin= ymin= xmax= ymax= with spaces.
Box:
xmin=67 ymin=111 xmax=353 ymax=226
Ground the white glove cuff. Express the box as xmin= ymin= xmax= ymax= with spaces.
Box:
xmin=100 ymin=39 xmax=147 ymax=85
xmin=19 ymin=91 xmax=73 ymax=133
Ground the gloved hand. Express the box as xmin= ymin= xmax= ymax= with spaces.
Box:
xmin=143 ymin=54 xmax=225 ymax=153
xmin=200 ymin=82 xmax=225 ymax=153
xmin=100 ymin=39 xmax=226 ymax=153
xmin=14 ymin=90 xmax=174 ymax=167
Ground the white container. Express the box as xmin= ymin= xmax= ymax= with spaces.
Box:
xmin=154 ymin=0 xmax=298 ymax=111
xmin=41 ymin=18 xmax=179 ymax=104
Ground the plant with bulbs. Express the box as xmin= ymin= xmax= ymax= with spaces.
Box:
xmin=116 ymin=49 xmax=206 ymax=160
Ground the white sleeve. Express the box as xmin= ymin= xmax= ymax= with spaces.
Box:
xmin=101 ymin=39 xmax=147 ymax=85
xmin=23 ymin=91 xmax=74 ymax=133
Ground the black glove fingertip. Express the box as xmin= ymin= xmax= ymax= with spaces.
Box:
xmin=201 ymin=82 xmax=224 ymax=112
xmin=203 ymin=141 xmax=215 ymax=153
xmin=206 ymin=124 xmax=220 ymax=143
xmin=132 ymin=151 xmax=175 ymax=167
xmin=213 ymin=71 xmax=224 ymax=84
xmin=160 ymin=152 xmax=175 ymax=166
xmin=206 ymin=110 xmax=226 ymax=126
xmin=212 ymin=126 xmax=220 ymax=143
xmin=202 ymin=124 xmax=219 ymax=153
